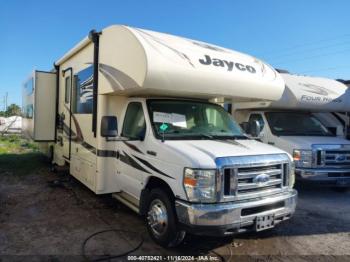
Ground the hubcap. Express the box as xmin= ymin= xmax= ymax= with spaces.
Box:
xmin=147 ymin=199 xmax=168 ymax=237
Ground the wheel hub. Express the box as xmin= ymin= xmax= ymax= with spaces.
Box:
xmin=147 ymin=199 xmax=168 ymax=237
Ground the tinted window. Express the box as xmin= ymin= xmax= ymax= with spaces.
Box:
xmin=265 ymin=112 xmax=334 ymax=136
xmin=122 ymin=103 xmax=146 ymax=139
xmin=24 ymin=78 xmax=34 ymax=96
xmin=65 ymin=76 xmax=71 ymax=104
xmin=74 ymin=66 xmax=93 ymax=113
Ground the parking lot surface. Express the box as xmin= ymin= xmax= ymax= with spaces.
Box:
xmin=0 ymin=153 xmax=350 ymax=261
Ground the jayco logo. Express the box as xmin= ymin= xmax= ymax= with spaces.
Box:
xmin=199 ymin=54 xmax=256 ymax=73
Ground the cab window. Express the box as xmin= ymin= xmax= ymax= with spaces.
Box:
xmin=122 ymin=102 xmax=146 ymax=140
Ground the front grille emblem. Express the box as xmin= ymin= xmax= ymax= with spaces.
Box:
xmin=253 ymin=173 xmax=270 ymax=185
xmin=335 ymin=154 xmax=346 ymax=162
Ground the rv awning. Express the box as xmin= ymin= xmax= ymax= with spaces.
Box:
xmin=269 ymin=73 xmax=350 ymax=112
xmin=88 ymin=25 xmax=285 ymax=101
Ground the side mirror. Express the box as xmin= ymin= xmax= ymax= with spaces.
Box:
xmin=101 ymin=116 xmax=118 ymax=138
xmin=249 ymin=120 xmax=261 ymax=138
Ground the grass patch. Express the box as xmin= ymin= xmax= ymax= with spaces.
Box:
xmin=0 ymin=135 xmax=46 ymax=176
xmin=0 ymin=135 xmax=39 ymax=154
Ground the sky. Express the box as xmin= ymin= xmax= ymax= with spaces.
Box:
xmin=1 ymin=0 xmax=349 ymax=107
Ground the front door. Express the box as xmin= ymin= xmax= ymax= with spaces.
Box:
xmin=116 ymin=102 xmax=147 ymax=198
xmin=62 ymin=70 xmax=73 ymax=160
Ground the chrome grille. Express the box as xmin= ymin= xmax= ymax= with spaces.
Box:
xmin=317 ymin=149 xmax=350 ymax=168
xmin=216 ymin=154 xmax=290 ymax=202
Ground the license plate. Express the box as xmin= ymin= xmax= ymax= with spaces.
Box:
xmin=336 ymin=179 xmax=350 ymax=186
xmin=255 ymin=214 xmax=275 ymax=232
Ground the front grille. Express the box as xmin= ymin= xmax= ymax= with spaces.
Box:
xmin=317 ymin=149 xmax=350 ymax=168
xmin=241 ymin=201 xmax=285 ymax=216
xmin=328 ymin=172 xmax=350 ymax=178
xmin=222 ymin=162 xmax=288 ymax=200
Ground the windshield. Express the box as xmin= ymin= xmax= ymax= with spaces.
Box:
xmin=147 ymin=99 xmax=245 ymax=140
xmin=265 ymin=112 xmax=334 ymax=136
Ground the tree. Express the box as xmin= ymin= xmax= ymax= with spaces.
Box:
xmin=5 ymin=104 xmax=21 ymax=117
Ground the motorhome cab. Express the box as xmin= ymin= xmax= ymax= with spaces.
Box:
xmin=22 ymin=25 xmax=297 ymax=247
xmin=234 ymin=73 xmax=350 ymax=190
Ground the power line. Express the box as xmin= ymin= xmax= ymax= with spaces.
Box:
xmin=272 ymin=48 xmax=350 ymax=65
xmin=262 ymin=33 xmax=350 ymax=56
xmin=268 ymin=40 xmax=350 ymax=60
xmin=299 ymin=65 xmax=350 ymax=74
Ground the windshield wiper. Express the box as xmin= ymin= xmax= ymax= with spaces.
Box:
xmin=197 ymin=133 xmax=214 ymax=139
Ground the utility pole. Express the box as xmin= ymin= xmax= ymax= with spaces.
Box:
xmin=5 ymin=92 xmax=8 ymax=112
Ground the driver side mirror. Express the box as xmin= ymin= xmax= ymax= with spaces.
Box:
xmin=249 ymin=120 xmax=261 ymax=138
xmin=101 ymin=116 xmax=118 ymax=138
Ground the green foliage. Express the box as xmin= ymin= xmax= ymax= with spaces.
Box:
xmin=5 ymin=104 xmax=21 ymax=117
xmin=0 ymin=135 xmax=39 ymax=154
xmin=0 ymin=104 xmax=21 ymax=117
xmin=0 ymin=135 xmax=43 ymax=176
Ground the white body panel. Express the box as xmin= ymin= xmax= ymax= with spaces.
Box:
xmin=22 ymin=71 xmax=56 ymax=141
xmin=23 ymin=25 xmax=297 ymax=238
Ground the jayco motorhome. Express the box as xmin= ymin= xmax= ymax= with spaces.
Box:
xmin=22 ymin=25 xmax=297 ymax=247
xmin=233 ymin=73 xmax=350 ymax=190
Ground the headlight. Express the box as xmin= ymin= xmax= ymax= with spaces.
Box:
xmin=289 ymin=161 xmax=295 ymax=188
xmin=293 ymin=149 xmax=313 ymax=168
xmin=183 ymin=168 xmax=217 ymax=203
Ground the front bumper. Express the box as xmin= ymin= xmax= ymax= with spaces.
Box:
xmin=296 ymin=168 xmax=350 ymax=187
xmin=175 ymin=189 xmax=297 ymax=236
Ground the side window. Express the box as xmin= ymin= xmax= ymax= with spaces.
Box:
xmin=122 ymin=102 xmax=146 ymax=140
xmin=65 ymin=76 xmax=71 ymax=104
xmin=249 ymin=113 xmax=265 ymax=131
xmin=74 ymin=66 xmax=93 ymax=114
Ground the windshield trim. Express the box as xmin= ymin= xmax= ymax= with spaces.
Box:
xmin=146 ymin=98 xmax=244 ymax=140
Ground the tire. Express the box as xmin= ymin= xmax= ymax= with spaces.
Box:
xmin=146 ymin=188 xmax=186 ymax=247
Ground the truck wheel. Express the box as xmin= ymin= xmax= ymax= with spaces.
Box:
xmin=146 ymin=188 xmax=186 ymax=247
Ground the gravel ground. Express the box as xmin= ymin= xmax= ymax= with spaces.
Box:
xmin=0 ymin=153 xmax=350 ymax=261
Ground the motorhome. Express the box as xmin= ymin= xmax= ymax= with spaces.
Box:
xmin=22 ymin=25 xmax=297 ymax=247
xmin=233 ymin=73 xmax=350 ymax=190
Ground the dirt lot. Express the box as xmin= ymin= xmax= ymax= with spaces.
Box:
xmin=0 ymin=140 xmax=350 ymax=261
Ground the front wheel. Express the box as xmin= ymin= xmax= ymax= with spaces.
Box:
xmin=146 ymin=188 xmax=185 ymax=247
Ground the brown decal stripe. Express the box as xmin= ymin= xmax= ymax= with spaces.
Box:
xmin=123 ymin=141 xmax=144 ymax=154
xmin=81 ymin=142 xmax=97 ymax=154
xmin=120 ymin=151 xmax=151 ymax=174
xmin=97 ymin=150 xmax=116 ymax=157
xmin=133 ymin=155 xmax=174 ymax=179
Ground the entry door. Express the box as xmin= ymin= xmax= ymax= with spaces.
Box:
xmin=116 ymin=102 xmax=147 ymax=198
xmin=62 ymin=72 xmax=73 ymax=160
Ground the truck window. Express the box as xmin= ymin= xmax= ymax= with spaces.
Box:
xmin=249 ymin=114 xmax=264 ymax=131
xmin=65 ymin=76 xmax=70 ymax=104
xmin=265 ymin=112 xmax=334 ymax=136
xmin=122 ymin=102 xmax=146 ymax=140
xmin=147 ymin=99 xmax=245 ymax=140
xmin=74 ymin=66 xmax=93 ymax=114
